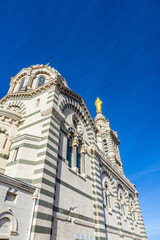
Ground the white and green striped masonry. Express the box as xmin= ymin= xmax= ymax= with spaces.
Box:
xmin=0 ymin=65 xmax=147 ymax=240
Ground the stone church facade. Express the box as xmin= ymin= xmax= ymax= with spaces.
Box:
xmin=0 ymin=64 xmax=147 ymax=240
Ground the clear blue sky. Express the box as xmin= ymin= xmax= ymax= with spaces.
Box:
xmin=0 ymin=0 xmax=160 ymax=239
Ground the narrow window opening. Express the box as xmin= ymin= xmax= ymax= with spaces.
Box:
xmin=18 ymin=79 xmax=25 ymax=91
xmin=77 ymin=147 xmax=81 ymax=173
xmin=13 ymin=148 xmax=19 ymax=162
xmin=67 ymin=138 xmax=72 ymax=167
xmin=38 ymin=76 xmax=45 ymax=87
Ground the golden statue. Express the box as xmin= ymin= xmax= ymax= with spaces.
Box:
xmin=95 ymin=97 xmax=102 ymax=113
xmin=46 ymin=63 xmax=50 ymax=67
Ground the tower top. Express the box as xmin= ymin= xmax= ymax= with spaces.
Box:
xmin=6 ymin=64 xmax=69 ymax=95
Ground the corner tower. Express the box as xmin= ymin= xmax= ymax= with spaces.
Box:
xmin=94 ymin=97 xmax=123 ymax=173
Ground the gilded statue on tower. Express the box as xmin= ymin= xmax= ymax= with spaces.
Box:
xmin=95 ymin=97 xmax=102 ymax=113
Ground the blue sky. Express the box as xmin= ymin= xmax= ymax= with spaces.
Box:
xmin=0 ymin=0 xmax=160 ymax=239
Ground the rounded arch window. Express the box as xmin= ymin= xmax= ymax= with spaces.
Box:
xmin=18 ymin=78 xmax=25 ymax=91
xmin=37 ymin=76 xmax=45 ymax=87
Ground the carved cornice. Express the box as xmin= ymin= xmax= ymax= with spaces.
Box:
xmin=0 ymin=109 xmax=22 ymax=121
xmin=0 ymin=173 xmax=36 ymax=193
xmin=1 ymin=78 xmax=97 ymax=133
xmin=0 ymin=79 xmax=57 ymax=103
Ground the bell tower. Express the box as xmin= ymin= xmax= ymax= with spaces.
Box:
xmin=94 ymin=97 xmax=123 ymax=173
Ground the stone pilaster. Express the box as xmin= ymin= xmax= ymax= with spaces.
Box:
xmin=81 ymin=147 xmax=86 ymax=174
xmin=71 ymin=136 xmax=78 ymax=171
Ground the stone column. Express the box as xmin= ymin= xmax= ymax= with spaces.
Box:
xmin=81 ymin=147 xmax=86 ymax=174
xmin=72 ymin=136 xmax=78 ymax=171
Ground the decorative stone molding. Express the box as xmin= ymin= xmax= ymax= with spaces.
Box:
xmin=0 ymin=209 xmax=18 ymax=236
xmin=0 ymin=173 xmax=36 ymax=194
xmin=6 ymin=100 xmax=26 ymax=114
xmin=5 ymin=188 xmax=18 ymax=203
xmin=53 ymin=212 xmax=72 ymax=222
xmin=72 ymin=136 xmax=79 ymax=147
xmin=74 ymin=219 xmax=95 ymax=228
xmin=12 ymin=134 xmax=42 ymax=144
xmin=53 ymin=212 xmax=94 ymax=228
xmin=59 ymin=94 xmax=96 ymax=133
xmin=0 ymin=106 xmax=22 ymax=122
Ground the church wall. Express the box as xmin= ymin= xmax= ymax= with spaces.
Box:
xmin=0 ymin=65 xmax=147 ymax=240
xmin=2 ymin=85 xmax=62 ymax=240
xmin=0 ymin=174 xmax=36 ymax=240
xmin=106 ymin=232 xmax=120 ymax=240
xmin=52 ymin=219 xmax=94 ymax=240
xmin=52 ymin=106 xmax=96 ymax=239
xmin=5 ymin=87 xmax=58 ymax=181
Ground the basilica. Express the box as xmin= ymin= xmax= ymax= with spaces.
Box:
xmin=0 ymin=64 xmax=147 ymax=240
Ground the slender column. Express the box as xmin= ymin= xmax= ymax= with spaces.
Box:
xmin=72 ymin=136 xmax=78 ymax=171
xmin=81 ymin=147 xmax=86 ymax=174
xmin=81 ymin=153 xmax=85 ymax=173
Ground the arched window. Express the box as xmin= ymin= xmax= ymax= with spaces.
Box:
xmin=66 ymin=119 xmax=86 ymax=175
xmin=18 ymin=78 xmax=25 ymax=91
xmin=37 ymin=76 xmax=45 ymax=87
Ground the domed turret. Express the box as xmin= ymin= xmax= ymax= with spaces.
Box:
xmin=8 ymin=64 xmax=68 ymax=94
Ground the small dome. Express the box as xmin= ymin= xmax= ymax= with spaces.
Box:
xmin=8 ymin=64 xmax=68 ymax=94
